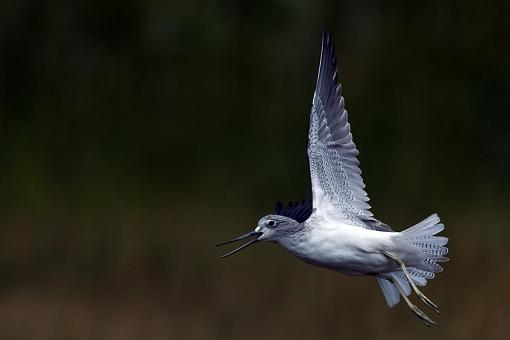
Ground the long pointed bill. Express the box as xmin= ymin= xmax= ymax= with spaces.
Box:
xmin=216 ymin=231 xmax=262 ymax=258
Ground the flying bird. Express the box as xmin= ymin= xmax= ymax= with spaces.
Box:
xmin=217 ymin=28 xmax=449 ymax=326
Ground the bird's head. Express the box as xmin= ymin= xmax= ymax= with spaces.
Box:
xmin=256 ymin=215 xmax=302 ymax=241
xmin=216 ymin=214 xmax=302 ymax=258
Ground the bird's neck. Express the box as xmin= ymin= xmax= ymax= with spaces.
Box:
xmin=277 ymin=227 xmax=310 ymax=255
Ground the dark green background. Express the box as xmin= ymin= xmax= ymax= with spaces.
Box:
xmin=1 ymin=1 xmax=509 ymax=339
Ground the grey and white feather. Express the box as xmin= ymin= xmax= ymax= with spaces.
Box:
xmin=217 ymin=28 xmax=449 ymax=326
xmin=308 ymin=31 xmax=391 ymax=232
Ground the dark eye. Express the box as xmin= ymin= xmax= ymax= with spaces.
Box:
xmin=267 ymin=220 xmax=276 ymax=227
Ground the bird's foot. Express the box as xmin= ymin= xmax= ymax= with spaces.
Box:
xmin=410 ymin=304 xmax=437 ymax=327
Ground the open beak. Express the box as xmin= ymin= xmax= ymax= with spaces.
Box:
xmin=216 ymin=231 xmax=263 ymax=258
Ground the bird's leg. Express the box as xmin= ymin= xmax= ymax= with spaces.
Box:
xmin=382 ymin=251 xmax=440 ymax=314
xmin=388 ymin=276 xmax=436 ymax=327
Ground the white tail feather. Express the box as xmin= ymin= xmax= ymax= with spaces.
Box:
xmin=403 ymin=214 xmax=449 ymax=269
xmin=378 ymin=214 xmax=449 ymax=307
xmin=377 ymin=278 xmax=400 ymax=307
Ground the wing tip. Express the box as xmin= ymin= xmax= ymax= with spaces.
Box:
xmin=275 ymin=199 xmax=313 ymax=223
xmin=317 ymin=25 xmax=340 ymax=95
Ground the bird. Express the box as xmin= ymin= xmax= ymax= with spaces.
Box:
xmin=217 ymin=28 xmax=449 ymax=326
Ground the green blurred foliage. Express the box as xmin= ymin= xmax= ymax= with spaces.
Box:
xmin=1 ymin=0 xmax=510 ymax=339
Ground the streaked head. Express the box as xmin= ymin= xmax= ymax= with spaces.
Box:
xmin=255 ymin=215 xmax=301 ymax=241
xmin=216 ymin=214 xmax=301 ymax=258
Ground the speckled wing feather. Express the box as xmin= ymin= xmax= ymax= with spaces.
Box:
xmin=307 ymin=28 xmax=389 ymax=231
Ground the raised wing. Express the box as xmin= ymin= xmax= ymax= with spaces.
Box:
xmin=307 ymin=29 xmax=382 ymax=229
xmin=275 ymin=199 xmax=313 ymax=223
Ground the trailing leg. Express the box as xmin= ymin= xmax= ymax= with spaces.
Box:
xmin=382 ymin=251 xmax=440 ymax=314
xmin=387 ymin=276 xmax=436 ymax=326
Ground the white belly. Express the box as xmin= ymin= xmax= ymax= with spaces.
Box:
xmin=280 ymin=221 xmax=400 ymax=276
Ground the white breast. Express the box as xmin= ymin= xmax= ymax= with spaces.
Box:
xmin=280 ymin=220 xmax=400 ymax=276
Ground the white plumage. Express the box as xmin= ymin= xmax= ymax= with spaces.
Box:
xmin=218 ymin=28 xmax=449 ymax=326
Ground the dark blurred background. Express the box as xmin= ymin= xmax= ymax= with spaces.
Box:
xmin=1 ymin=0 xmax=509 ymax=339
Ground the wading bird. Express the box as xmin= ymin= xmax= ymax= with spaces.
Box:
xmin=217 ymin=28 xmax=449 ymax=326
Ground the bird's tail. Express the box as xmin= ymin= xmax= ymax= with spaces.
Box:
xmin=378 ymin=214 xmax=449 ymax=307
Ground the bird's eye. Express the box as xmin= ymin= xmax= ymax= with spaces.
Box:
xmin=267 ymin=220 xmax=276 ymax=227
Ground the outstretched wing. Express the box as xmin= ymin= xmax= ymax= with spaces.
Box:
xmin=275 ymin=199 xmax=313 ymax=223
xmin=307 ymin=29 xmax=384 ymax=229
